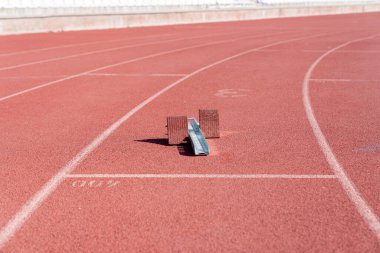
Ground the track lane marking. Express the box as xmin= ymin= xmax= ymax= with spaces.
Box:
xmin=0 ymin=32 xmax=178 ymax=57
xmin=0 ymin=31 xmax=243 ymax=72
xmin=0 ymin=73 xmax=189 ymax=79
xmin=303 ymin=34 xmax=380 ymax=242
xmin=353 ymin=143 xmax=380 ymax=153
xmin=256 ymin=49 xmax=380 ymax=53
xmin=304 ymin=49 xmax=380 ymax=53
xmin=310 ymin=78 xmax=380 ymax=83
xmin=0 ymin=32 xmax=327 ymax=249
xmin=86 ymin=73 xmax=188 ymax=77
xmin=0 ymin=31 xmax=289 ymax=103
xmin=64 ymin=174 xmax=338 ymax=179
xmin=0 ymin=75 xmax=69 ymax=80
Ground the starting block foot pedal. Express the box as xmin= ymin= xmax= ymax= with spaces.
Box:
xmin=167 ymin=116 xmax=188 ymax=145
xmin=199 ymin=109 xmax=220 ymax=138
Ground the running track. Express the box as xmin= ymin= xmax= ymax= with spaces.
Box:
xmin=1 ymin=13 xmax=380 ymax=252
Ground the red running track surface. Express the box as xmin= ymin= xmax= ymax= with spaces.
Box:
xmin=1 ymin=13 xmax=380 ymax=252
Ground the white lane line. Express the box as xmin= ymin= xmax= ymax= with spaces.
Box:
xmin=86 ymin=73 xmax=188 ymax=77
xmin=0 ymin=31 xmax=288 ymax=103
xmin=0 ymin=75 xmax=69 ymax=80
xmin=64 ymin=174 xmax=338 ymax=179
xmin=0 ymin=33 xmax=177 ymax=57
xmin=250 ymin=49 xmax=380 ymax=54
xmin=310 ymin=78 xmax=380 ymax=83
xmin=255 ymin=49 xmax=318 ymax=53
xmin=303 ymin=34 xmax=380 ymax=242
xmin=0 ymin=73 xmax=188 ymax=80
xmin=303 ymin=49 xmax=380 ymax=53
xmin=0 ymin=32 xmax=326 ymax=249
xmin=0 ymin=32 xmax=242 ymax=72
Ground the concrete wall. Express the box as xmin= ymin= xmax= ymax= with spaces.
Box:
xmin=1 ymin=3 xmax=380 ymax=35
xmin=0 ymin=0 xmax=254 ymax=8
xmin=259 ymin=0 xmax=378 ymax=4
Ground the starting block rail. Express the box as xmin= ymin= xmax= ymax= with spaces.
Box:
xmin=188 ymin=118 xmax=209 ymax=156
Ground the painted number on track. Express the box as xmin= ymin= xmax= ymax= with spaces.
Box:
xmin=71 ymin=180 xmax=120 ymax=188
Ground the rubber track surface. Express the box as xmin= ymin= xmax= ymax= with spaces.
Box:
xmin=1 ymin=13 xmax=380 ymax=252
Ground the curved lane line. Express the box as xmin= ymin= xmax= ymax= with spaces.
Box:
xmin=0 ymin=32 xmax=325 ymax=249
xmin=302 ymin=34 xmax=380 ymax=241
xmin=0 ymin=31 xmax=288 ymax=103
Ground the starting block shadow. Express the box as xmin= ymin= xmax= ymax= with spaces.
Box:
xmin=135 ymin=138 xmax=194 ymax=156
xmin=135 ymin=138 xmax=169 ymax=146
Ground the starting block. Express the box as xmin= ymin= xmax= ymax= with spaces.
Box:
xmin=167 ymin=116 xmax=188 ymax=145
xmin=167 ymin=109 xmax=219 ymax=156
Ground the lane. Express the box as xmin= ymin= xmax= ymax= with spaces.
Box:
xmin=0 ymin=31 xmax=289 ymax=100
xmin=0 ymin=31 xmax=306 ymax=248
xmin=0 ymin=31 xmax=247 ymax=71
xmin=0 ymin=24 xmax=238 ymax=55
xmin=3 ymin=179 xmax=379 ymax=252
xmin=0 ymin=27 xmax=178 ymax=55
xmin=0 ymin=32 xmax=178 ymax=68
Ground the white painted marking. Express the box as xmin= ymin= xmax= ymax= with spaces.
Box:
xmin=0 ymin=31 xmax=287 ymax=103
xmin=71 ymin=179 xmax=120 ymax=188
xmin=71 ymin=180 xmax=87 ymax=188
xmin=353 ymin=143 xmax=380 ymax=153
xmin=0 ymin=73 xmax=188 ymax=80
xmin=310 ymin=78 xmax=380 ymax=83
xmin=0 ymin=33 xmax=177 ymax=57
xmin=86 ymin=73 xmax=188 ymax=77
xmin=107 ymin=180 xmax=120 ymax=188
xmin=87 ymin=180 xmax=103 ymax=188
xmin=0 ymin=32 xmax=327 ymax=249
xmin=255 ymin=49 xmax=283 ymax=52
xmin=248 ymin=49 xmax=320 ymax=53
xmin=0 ymin=75 xmax=69 ymax=80
xmin=0 ymin=32 xmax=243 ymax=72
xmin=246 ymin=49 xmax=380 ymax=54
xmin=215 ymin=88 xmax=250 ymax=98
xmin=303 ymin=34 xmax=380 ymax=241
xmin=65 ymin=174 xmax=337 ymax=179
xmin=304 ymin=49 xmax=380 ymax=53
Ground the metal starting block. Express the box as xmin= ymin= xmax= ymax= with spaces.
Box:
xmin=167 ymin=109 xmax=219 ymax=156
xmin=188 ymin=118 xmax=209 ymax=156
